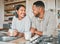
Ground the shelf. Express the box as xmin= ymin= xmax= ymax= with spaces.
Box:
xmin=5 ymin=1 xmax=26 ymax=5
xmin=5 ymin=8 xmax=15 ymax=11
xmin=4 ymin=19 xmax=12 ymax=21
xmin=5 ymin=14 xmax=14 ymax=16
xmin=56 ymin=8 xmax=60 ymax=10
xmin=4 ymin=20 xmax=12 ymax=23
xmin=4 ymin=0 xmax=26 ymax=24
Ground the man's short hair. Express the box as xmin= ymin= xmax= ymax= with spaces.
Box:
xmin=33 ymin=1 xmax=45 ymax=8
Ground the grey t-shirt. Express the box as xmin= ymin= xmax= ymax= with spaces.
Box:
xmin=11 ymin=16 xmax=31 ymax=33
xmin=31 ymin=11 xmax=57 ymax=36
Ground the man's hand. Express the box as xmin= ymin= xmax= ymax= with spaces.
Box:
xmin=35 ymin=31 xmax=43 ymax=36
xmin=30 ymin=27 xmax=37 ymax=34
xmin=30 ymin=27 xmax=37 ymax=36
xmin=30 ymin=27 xmax=43 ymax=36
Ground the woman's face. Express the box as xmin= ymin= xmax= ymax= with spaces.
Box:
xmin=17 ymin=6 xmax=26 ymax=18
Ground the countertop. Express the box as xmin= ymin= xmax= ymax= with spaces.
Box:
xmin=0 ymin=37 xmax=26 ymax=44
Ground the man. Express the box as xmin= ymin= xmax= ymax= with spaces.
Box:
xmin=31 ymin=1 xmax=57 ymax=36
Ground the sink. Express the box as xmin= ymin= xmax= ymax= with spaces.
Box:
xmin=0 ymin=31 xmax=20 ymax=42
xmin=0 ymin=36 xmax=19 ymax=42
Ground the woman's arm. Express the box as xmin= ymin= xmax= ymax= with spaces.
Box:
xmin=18 ymin=32 xmax=24 ymax=37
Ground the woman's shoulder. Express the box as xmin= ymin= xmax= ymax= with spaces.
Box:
xmin=12 ymin=16 xmax=17 ymax=21
xmin=24 ymin=15 xmax=30 ymax=19
xmin=23 ymin=15 xmax=31 ymax=22
xmin=13 ymin=16 xmax=16 ymax=19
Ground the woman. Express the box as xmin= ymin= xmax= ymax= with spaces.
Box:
xmin=8 ymin=4 xmax=31 ymax=37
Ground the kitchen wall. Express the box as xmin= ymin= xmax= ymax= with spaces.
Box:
xmin=26 ymin=0 xmax=38 ymax=18
xmin=56 ymin=0 xmax=60 ymax=10
xmin=44 ymin=0 xmax=55 ymax=10
xmin=0 ymin=0 xmax=4 ymax=29
xmin=0 ymin=0 xmax=57 ymax=29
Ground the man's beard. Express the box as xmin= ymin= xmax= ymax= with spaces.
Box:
xmin=35 ymin=13 xmax=40 ymax=18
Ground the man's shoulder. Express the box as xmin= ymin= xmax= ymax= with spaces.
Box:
xmin=31 ymin=16 xmax=37 ymax=19
xmin=45 ymin=11 xmax=55 ymax=17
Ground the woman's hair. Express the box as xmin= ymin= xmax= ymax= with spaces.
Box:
xmin=14 ymin=4 xmax=25 ymax=18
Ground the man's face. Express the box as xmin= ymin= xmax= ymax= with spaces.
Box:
xmin=32 ymin=5 xmax=40 ymax=17
xmin=32 ymin=5 xmax=45 ymax=18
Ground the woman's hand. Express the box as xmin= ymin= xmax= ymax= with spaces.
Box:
xmin=7 ymin=29 xmax=18 ymax=37
xmin=13 ymin=30 xmax=18 ymax=36
xmin=18 ymin=32 xmax=24 ymax=37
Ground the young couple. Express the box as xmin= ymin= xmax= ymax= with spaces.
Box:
xmin=8 ymin=1 xmax=57 ymax=37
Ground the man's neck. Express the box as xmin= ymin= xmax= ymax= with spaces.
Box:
xmin=39 ymin=14 xmax=44 ymax=19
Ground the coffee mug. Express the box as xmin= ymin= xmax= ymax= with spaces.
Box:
xmin=47 ymin=42 xmax=52 ymax=44
xmin=24 ymin=32 xmax=31 ymax=40
xmin=9 ymin=29 xmax=14 ymax=36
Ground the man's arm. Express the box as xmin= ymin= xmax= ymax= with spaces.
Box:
xmin=31 ymin=17 xmax=43 ymax=36
xmin=35 ymin=30 xmax=43 ymax=36
xmin=30 ymin=27 xmax=43 ymax=36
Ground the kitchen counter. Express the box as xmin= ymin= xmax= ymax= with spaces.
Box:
xmin=2 ymin=36 xmax=58 ymax=44
xmin=0 ymin=31 xmax=59 ymax=44
xmin=0 ymin=31 xmax=26 ymax=44
xmin=0 ymin=37 xmax=26 ymax=44
xmin=0 ymin=42 xmax=15 ymax=44
xmin=10 ymin=37 xmax=26 ymax=44
xmin=0 ymin=36 xmax=59 ymax=44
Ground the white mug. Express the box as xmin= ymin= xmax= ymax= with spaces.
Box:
xmin=9 ymin=29 xmax=14 ymax=36
xmin=24 ymin=32 xmax=31 ymax=40
xmin=47 ymin=42 xmax=52 ymax=44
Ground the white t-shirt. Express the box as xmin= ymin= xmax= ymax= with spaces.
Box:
xmin=11 ymin=16 xmax=31 ymax=33
xmin=32 ymin=11 xmax=58 ymax=36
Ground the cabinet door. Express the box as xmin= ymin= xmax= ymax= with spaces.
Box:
xmin=56 ymin=0 xmax=60 ymax=10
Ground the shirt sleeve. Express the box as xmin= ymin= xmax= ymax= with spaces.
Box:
xmin=24 ymin=16 xmax=31 ymax=32
xmin=11 ymin=16 xmax=16 ymax=30
xmin=31 ymin=17 xmax=36 ymax=29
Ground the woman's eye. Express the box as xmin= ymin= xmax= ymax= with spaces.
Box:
xmin=20 ymin=10 xmax=23 ymax=11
